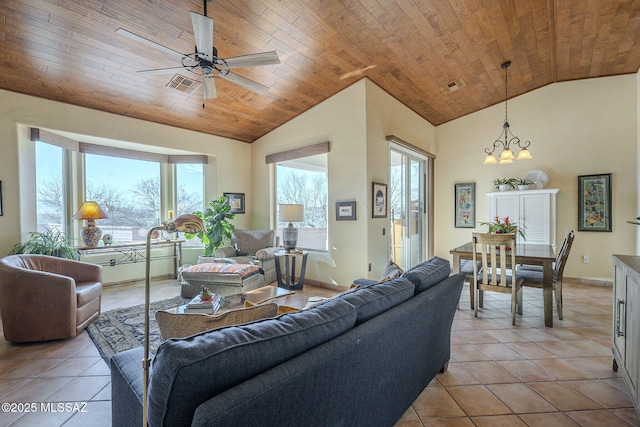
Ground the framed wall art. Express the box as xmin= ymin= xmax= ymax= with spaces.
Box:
xmin=0 ymin=180 xmax=3 ymax=216
xmin=224 ymin=192 xmax=245 ymax=214
xmin=372 ymin=182 xmax=387 ymax=218
xmin=336 ymin=201 xmax=356 ymax=221
xmin=454 ymin=182 xmax=475 ymax=228
xmin=578 ymin=173 xmax=612 ymax=232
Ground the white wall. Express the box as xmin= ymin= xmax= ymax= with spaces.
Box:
xmin=436 ymin=75 xmax=638 ymax=281
xmin=251 ymin=79 xmax=437 ymax=286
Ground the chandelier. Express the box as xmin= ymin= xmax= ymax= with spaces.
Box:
xmin=483 ymin=61 xmax=533 ymax=165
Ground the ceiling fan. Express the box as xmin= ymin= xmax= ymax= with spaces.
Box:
xmin=115 ymin=0 xmax=279 ymax=102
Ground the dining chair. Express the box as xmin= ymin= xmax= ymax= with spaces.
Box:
xmin=460 ymin=259 xmax=482 ymax=309
xmin=472 ymin=233 xmax=524 ymax=325
xmin=516 ymin=229 xmax=575 ymax=320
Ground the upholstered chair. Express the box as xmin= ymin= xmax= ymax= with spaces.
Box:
xmin=211 ymin=229 xmax=280 ymax=284
xmin=0 ymin=254 xmax=102 ymax=342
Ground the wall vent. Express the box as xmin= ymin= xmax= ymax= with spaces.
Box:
xmin=439 ymin=78 xmax=466 ymax=94
xmin=167 ymin=75 xmax=200 ymax=94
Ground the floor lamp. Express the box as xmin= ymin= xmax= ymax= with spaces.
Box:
xmin=142 ymin=214 xmax=205 ymax=427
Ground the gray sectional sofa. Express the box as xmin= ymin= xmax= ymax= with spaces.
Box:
xmin=110 ymin=257 xmax=464 ymax=427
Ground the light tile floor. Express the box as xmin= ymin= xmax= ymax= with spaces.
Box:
xmin=397 ymin=281 xmax=640 ymax=427
xmin=0 ymin=279 xmax=638 ymax=426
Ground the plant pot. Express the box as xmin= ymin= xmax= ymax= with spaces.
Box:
xmin=499 ymin=184 xmax=510 ymax=191
xmin=518 ymin=184 xmax=529 ymax=191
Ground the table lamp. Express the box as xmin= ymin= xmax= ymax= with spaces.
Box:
xmin=142 ymin=213 xmax=205 ymax=427
xmin=279 ymin=204 xmax=304 ymax=251
xmin=73 ymin=201 xmax=108 ymax=247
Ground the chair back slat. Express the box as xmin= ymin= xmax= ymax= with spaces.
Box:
xmin=473 ymin=233 xmax=517 ymax=288
xmin=554 ymin=230 xmax=575 ymax=278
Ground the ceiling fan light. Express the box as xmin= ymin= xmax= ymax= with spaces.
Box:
xmin=484 ymin=154 xmax=498 ymax=165
xmin=499 ymin=158 xmax=513 ymax=165
xmin=517 ymin=148 xmax=533 ymax=160
xmin=499 ymin=149 xmax=515 ymax=161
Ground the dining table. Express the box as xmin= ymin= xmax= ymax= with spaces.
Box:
xmin=450 ymin=241 xmax=557 ymax=327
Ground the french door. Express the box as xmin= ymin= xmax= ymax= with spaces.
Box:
xmin=389 ymin=144 xmax=429 ymax=270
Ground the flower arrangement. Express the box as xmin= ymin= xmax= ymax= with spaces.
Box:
xmin=479 ymin=216 xmax=526 ymax=239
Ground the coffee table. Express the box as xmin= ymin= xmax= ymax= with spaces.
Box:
xmin=170 ymin=285 xmax=295 ymax=315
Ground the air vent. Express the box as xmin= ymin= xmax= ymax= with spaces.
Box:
xmin=439 ymin=78 xmax=466 ymax=94
xmin=167 ymin=75 xmax=200 ymax=94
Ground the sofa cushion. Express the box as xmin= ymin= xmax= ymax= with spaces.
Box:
xmin=339 ymin=277 xmax=415 ymax=324
xmin=147 ymin=297 xmax=357 ymax=427
xmin=232 ymin=230 xmax=275 ymax=256
xmin=402 ymin=256 xmax=451 ymax=294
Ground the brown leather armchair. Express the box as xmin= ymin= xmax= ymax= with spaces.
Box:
xmin=0 ymin=255 xmax=103 ymax=342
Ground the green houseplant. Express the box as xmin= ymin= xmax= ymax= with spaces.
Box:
xmin=184 ymin=196 xmax=236 ymax=256
xmin=492 ymin=178 xmax=517 ymax=191
xmin=516 ymin=178 xmax=533 ymax=190
xmin=9 ymin=228 xmax=80 ymax=260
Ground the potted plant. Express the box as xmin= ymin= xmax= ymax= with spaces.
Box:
xmin=9 ymin=228 xmax=80 ymax=260
xmin=479 ymin=216 xmax=526 ymax=239
xmin=516 ymin=178 xmax=533 ymax=191
xmin=492 ymin=178 xmax=517 ymax=191
xmin=184 ymin=196 xmax=236 ymax=256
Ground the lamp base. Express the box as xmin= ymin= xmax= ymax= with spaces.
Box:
xmin=81 ymin=221 xmax=102 ymax=247
xmin=283 ymin=223 xmax=298 ymax=251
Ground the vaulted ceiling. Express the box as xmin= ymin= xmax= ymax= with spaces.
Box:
xmin=2 ymin=1 xmax=640 ymax=143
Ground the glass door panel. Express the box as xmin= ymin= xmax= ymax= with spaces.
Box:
xmin=390 ymin=147 xmax=426 ymax=270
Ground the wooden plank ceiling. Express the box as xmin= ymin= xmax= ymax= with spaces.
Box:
xmin=1 ymin=0 xmax=639 ymax=143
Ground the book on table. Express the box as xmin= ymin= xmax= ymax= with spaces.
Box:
xmin=185 ymin=293 xmax=221 ymax=314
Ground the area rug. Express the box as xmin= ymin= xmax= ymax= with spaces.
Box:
xmin=87 ymin=296 xmax=189 ymax=364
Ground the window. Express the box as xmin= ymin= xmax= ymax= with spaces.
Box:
xmin=35 ymin=141 xmax=65 ymax=233
xmin=85 ymin=154 xmax=161 ymax=241
xmin=276 ymin=154 xmax=328 ymax=251
xmin=30 ymin=128 xmax=207 ymax=245
xmin=176 ymin=163 xmax=204 ymax=217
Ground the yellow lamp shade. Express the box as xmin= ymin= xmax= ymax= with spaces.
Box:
xmin=483 ymin=154 xmax=498 ymax=165
xmin=73 ymin=201 xmax=108 ymax=220
xmin=517 ymin=148 xmax=533 ymax=160
xmin=499 ymin=149 xmax=515 ymax=161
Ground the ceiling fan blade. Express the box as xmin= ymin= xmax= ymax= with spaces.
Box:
xmin=190 ymin=12 xmax=214 ymax=62
xmin=217 ymin=51 xmax=280 ymax=69
xmin=203 ymin=74 xmax=217 ymax=99
xmin=136 ymin=66 xmax=188 ymax=76
xmin=219 ymin=70 xmax=269 ymax=95
xmin=115 ymin=28 xmax=187 ymax=61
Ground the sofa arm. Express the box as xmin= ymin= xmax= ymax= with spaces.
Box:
xmin=255 ymin=246 xmax=280 ymax=261
xmin=111 ymin=347 xmax=144 ymax=427
xmin=214 ymin=247 xmax=237 ymax=258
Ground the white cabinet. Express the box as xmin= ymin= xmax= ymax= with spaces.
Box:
xmin=487 ymin=188 xmax=558 ymax=247
xmin=612 ymin=255 xmax=640 ymax=417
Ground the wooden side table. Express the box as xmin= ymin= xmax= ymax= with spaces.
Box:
xmin=274 ymin=250 xmax=308 ymax=290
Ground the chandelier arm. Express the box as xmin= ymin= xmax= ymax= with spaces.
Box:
xmin=485 ymin=138 xmax=503 ymax=155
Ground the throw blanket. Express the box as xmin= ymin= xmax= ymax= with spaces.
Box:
xmin=183 ymin=263 xmax=264 ymax=279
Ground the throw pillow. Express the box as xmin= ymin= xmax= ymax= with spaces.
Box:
xmin=380 ymin=260 xmax=404 ymax=282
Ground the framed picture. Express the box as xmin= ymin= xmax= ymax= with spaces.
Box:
xmin=224 ymin=192 xmax=245 ymax=214
xmin=372 ymin=182 xmax=387 ymax=218
xmin=454 ymin=182 xmax=475 ymax=228
xmin=578 ymin=173 xmax=612 ymax=232
xmin=0 ymin=181 xmax=3 ymax=216
xmin=336 ymin=201 xmax=356 ymax=221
